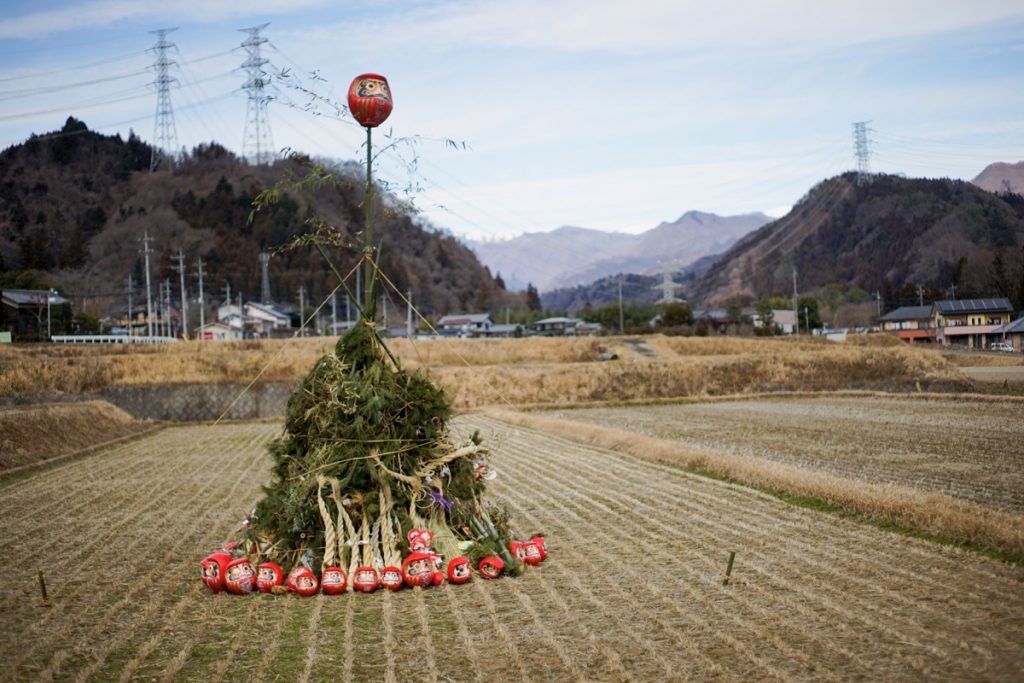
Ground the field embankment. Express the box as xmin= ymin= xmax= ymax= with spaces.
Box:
xmin=0 ymin=400 xmax=151 ymax=472
xmin=487 ymin=396 xmax=1024 ymax=561
xmin=1 ymin=419 xmax=1021 ymax=680
xmin=0 ymin=335 xmax=971 ymax=407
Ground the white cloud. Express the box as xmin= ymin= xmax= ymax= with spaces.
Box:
xmin=0 ymin=0 xmax=329 ymax=39
xmin=310 ymin=0 xmax=1024 ymax=56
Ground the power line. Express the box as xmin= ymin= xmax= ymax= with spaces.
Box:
xmin=0 ymin=50 xmax=148 ymax=83
xmin=0 ymin=67 xmax=151 ymax=101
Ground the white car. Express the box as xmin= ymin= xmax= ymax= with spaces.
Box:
xmin=990 ymin=342 xmax=1016 ymax=352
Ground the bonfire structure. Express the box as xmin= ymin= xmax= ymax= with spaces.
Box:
xmin=200 ymin=74 xmax=545 ymax=597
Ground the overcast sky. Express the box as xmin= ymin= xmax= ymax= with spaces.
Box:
xmin=2 ymin=0 xmax=1023 ymax=240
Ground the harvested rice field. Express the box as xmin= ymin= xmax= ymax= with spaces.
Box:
xmin=546 ymin=395 xmax=1024 ymax=513
xmin=1 ymin=416 xmax=1022 ymax=681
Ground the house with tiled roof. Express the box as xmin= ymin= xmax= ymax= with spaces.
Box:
xmin=990 ymin=316 xmax=1024 ymax=353
xmin=877 ymin=305 xmax=934 ymax=344
xmin=436 ymin=313 xmax=492 ymax=337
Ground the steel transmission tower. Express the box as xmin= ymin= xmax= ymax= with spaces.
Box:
xmin=239 ymin=24 xmax=275 ymax=165
xmin=149 ymin=28 xmax=179 ymax=172
xmin=852 ymin=121 xmax=873 ymax=185
xmin=653 ymin=271 xmax=682 ymax=304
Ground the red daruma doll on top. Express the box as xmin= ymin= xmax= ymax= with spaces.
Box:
xmin=347 ymin=74 xmax=392 ymax=128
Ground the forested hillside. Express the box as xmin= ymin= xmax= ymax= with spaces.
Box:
xmin=0 ymin=117 xmax=514 ymax=318
xmin=689 ymin=172 xmax=1024 ymax=309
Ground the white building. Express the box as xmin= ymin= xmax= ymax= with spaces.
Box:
xmin=197 ymin=321 xmax=244 ymax=341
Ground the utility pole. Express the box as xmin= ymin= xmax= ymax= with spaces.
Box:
xmin=298 ymin=286 xmax=306 ymax=336
xmin=166 ymin=279 xmax=174 ymax=336
xmin=238 ymin=292 xmax=244 ymax=337
xmin=223 ymin=281 xmax=232 ymax=324
xmin=382 ymin=293 xmax=388 ymax=328
xmin=172 ymin=249 xmax=189 ymax=338
xmin=141 ymin=232 xmax=154 ymax=337
xmin=874 ymin=290 xmax=882 ymax=317
xmin=195 ymin=257 xmax=206 ymax=336
xmin=949 ymin=283 xmax=957 ymax=300
xmin=238 ymin=24 xmax=274 ymax=165
xmin=792 ymin=268 xmax=799 ymax=335
xmin=259 ymin=250 xmax=271 ymax=303
xmin=127 ymin=274 xmax=133 ymax=336
xmin=618 ymin=279 xmax=625 ymax=335
xmin=158 ymin=280 xmax=166 ymax=336
xmin=406 ymin=289 xmax=413 ymax=339
xmin=331 ymin=291 xmax=337 ymax=337
xmin=917 ymin=284 xmax=924 ymax=307
xmin=804 ymin=306 xmax=809 ymax=333
xmin=149 ymin=28 xmax=179 ymax=171
xmin=852 ymin=121 xmax=872 ymax=186
xmin=355 ymin=268 xmax=362 ymax=319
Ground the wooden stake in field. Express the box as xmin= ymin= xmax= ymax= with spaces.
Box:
xmin=723 ymin=551 xmax=736 ymax=586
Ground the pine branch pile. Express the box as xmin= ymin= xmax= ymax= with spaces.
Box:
xmin=238 ymin=319 xmax=523 ymax=587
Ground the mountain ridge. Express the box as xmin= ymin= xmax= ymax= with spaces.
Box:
xmin=468 ymin=210 xmax=770 ymax=292
xmin=687 ymin=172 xmax=1024 ymax=307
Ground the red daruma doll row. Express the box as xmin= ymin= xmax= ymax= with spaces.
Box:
xmin=201 ymin=533 xmax=548 ymax=596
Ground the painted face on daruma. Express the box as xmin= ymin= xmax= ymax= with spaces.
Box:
xmin=321 ymin=567 xmax=347 ymax=595
xmin=478 ymin=556 xmax=504 ymax=579
xmin=225 ymin=558 xmax=256 ymax=594
xmin=521 ymin=541 xmax=543 ymax=565
xmin=257 ymin=563 xmax=283 ymax=593
xmin=381 ymin=567 xmax=403 ymax=591
xmin=354 ymin=567 xmax=379 ymax=593
xmin=347 ymin=73 xmax=393 ymax=128
xmin=447 ymin=557 xmax=471 ymax=584
xmin=287 ymin=566 xmax=318 ymax=597
xmin=200 ymin=551 xmax=231 ymax=593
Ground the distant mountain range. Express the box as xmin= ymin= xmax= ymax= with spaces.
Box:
xmin=467 ymin=210 xmax=771 ymax=293
xmin=972 ymin=160 xmax=1024 ymax=195
xmin=687 ymin=172 xmax=1024 ymax=306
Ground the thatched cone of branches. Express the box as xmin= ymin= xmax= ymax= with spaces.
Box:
xmin=242 ymin=318 xmax=521 ymax=584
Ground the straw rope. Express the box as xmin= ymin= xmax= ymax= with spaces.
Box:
xmin=316 ymin=475 xmax=338 ymax=568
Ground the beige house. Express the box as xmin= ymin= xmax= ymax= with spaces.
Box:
xmin=933 ymin=298 xmax=1013 ymax=349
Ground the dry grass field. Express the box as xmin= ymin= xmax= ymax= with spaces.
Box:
xmin=0 ymin=401 xmax=152 ymax=472
xmin=0 ymin=334 xmax=970 ymax=406
xmin=1 ymin=417 xmax=1022 ymax=681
